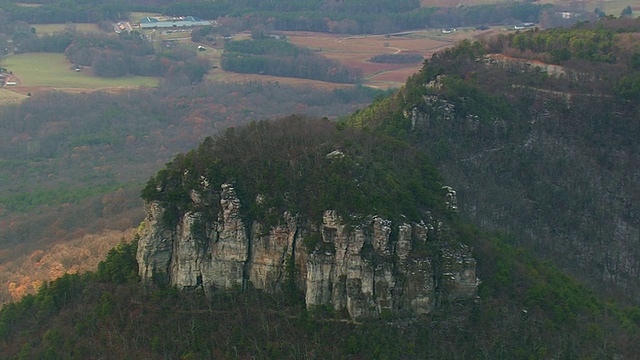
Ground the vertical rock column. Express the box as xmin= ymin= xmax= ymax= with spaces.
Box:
xmin=169 ymin=211 xmax=209 ymax=289
xmin=205 ymin=183 xmax=250 ymax=289
xmin=248 ymin=212 xmax=298 ymax=293
xmin=137 ymin=202 xmax=175 ymax=284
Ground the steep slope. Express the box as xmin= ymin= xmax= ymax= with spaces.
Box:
xmin=137 ymin=116 xmax=478 ymax=319
xmin=348 ymin=18 xmax=640 ymax=302
xmin=0 ymin=82 xmax=382 ymax=305
xmin=2 ymin=118 xmax=640 ymax=359
xmin=5 ymin=17 xmax=640 ymax=359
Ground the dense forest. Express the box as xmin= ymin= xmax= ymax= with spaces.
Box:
xmin=0 ymin=0 xmax=554 ymax=34
xmin=221 ymin=39 xmax=362 ymax=84
xmin=0 ymin=82 xmax=386 ymax=303
xmin=1 ymin=0 xmax=640 ymax=358
xmin=140 ymin=116 xmax=450 ymax=228
xmin=348 ymin=17 xmax=640 ymax=302
xmin=3 ymin=118 xmax=640 ymax=359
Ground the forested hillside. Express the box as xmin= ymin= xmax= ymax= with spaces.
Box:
xmin=1 ymin=1 xmax=640 ymax=358
xmin=140 ymin=116 xmax=450 ymax=227
xmin=0 ymin=82 xmax=383 ymax=303
xmin=2 ymin=118 xmax=640 ymax=359
xmin=348 ymin=17 xmax=640 ymax=302
xmin=221 ymin=39 xmax=362 ymax=83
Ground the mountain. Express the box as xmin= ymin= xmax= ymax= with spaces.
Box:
xmin=136 ymin=116 xmax=478 ymax=319
xmin=3 ymin=18 xmax=640 ymax=359
xmin=0 ymin=82 xmax=381 ymax=304
xmin=1 ymin=116 xmax=639 ymax=359
xmin=349 ymin=17 xmax=640 ymax=303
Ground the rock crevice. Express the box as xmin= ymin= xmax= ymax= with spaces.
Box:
xmin=137 ymin=184 xmax=479 ymax=319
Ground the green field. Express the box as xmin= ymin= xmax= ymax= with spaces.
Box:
xmin=590 ymin=0 xmax=636 ymax=17
xmin=129 ymin=12 xmax=163 ymax=23
xmin=1 ymin=53 xmax=159 ymax=89
xmin=32 ymin=23 xmax=101 ymax=35
xmin=542 ymin=0 xmax=639 ymax=17
xmin=0 ymin=89 xmax=28 ymax=103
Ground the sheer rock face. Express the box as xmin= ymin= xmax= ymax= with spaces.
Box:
xmin=137 ymin=184 xmax=479 ymax=319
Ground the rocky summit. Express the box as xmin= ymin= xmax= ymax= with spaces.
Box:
xmin=137 ymin=182 xmax=478 ymax=319
xmin=136 ymin=117 xmax=478 ymax=319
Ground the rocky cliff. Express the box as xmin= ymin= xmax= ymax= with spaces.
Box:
xmin=137 ymin=183 xmax=478 ymax=319
xmin=401 ymin=77 xmax=640 ymax=301
xmin=348 ymin=36 xmax=640 ymax=301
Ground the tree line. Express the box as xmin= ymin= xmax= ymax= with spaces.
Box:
xmin=1 ymin=0 xmax=549 ymax=34
xmin=0 ymin=78 xmax=382 ymax=303
xmin=0 ymin=2 xmax=121 ymax=24
xmin=65 ymin=32 xmax=210 ymax=82
xmin=2 ymin=156 xmax=640 ymax=358
xmin=348 ymin=17 xmax=640 ymax=303
xmin=6 ymin=25 xmax=211 ymax=83
xmin=221 ymin=39 xmax=362 ymax=84
xmin=492 ymin=25 xmax=618 ymax=64
xmin=370 ymin=53 xmax=424 ymax=64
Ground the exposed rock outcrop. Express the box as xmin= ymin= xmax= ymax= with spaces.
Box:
xmin=399 ymin=78 xmax=640 ymax=301
xmin=137 ymin=183 xmax=479 ymax=319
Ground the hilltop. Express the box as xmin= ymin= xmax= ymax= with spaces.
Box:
xmin=2 ymin=5 xmax=640 ymax=360
xmin=348 ymin=17 xmax=640 ymax=301
xmin=2 ymin=116 xmax=640 ymax=358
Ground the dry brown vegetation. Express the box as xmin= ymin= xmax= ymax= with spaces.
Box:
xmin=284 ymin=29 xmax=486 ymax=88
xmin=0 ymin=28 xmax=485 ymax=304
xmin=0 ymin=229 xmax=135 ymax=303
xmin=203 ymin=29 xmax=489 ymax=89
xmin=0 ymin=78 xmax=382 ymax=305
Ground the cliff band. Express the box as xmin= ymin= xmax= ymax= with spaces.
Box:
xmin=137 ymin=183 xmax=479 ymax=319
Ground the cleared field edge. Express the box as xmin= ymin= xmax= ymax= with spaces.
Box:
xmin=284 ymin=30 xmax=464 ymax=87
xmin=0 ymin=53 xmax=159 ymax=89
xmin=0 ymin=28 xmax=485 ymax=96
xmin=0 ymin=89 xmax=28 ymax=103
xmin=32 ymin=23 xmax=101 ymax=35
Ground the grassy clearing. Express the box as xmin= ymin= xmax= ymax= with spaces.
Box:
xmin=595 ymin=1 xmax=637 ymax=17
xmin=1 ymin=53 xmax=159 ymax=88
xmin=14 ymin=2 xmax=41 ymax=7
xmin=544 ymin=0 xmax=637 ymax=17
xmin=0 ymin=89 xmax=28 ymax=104
xmin=421 ymin=0 xmax=515 ymax=7
xmin=32 ymin=23 xmax=101 ymax=35
xmin=285 ymin=29 xmax=463 ymax=88
xmin=129 ymin=12 xmax=163 ymax=22
xmin=159 ymin=30 xmax=195 ymax=40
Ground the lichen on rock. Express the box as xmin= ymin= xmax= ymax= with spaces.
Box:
xmin=138 ymin=183 xmax=479 ymax=319
xmin=137 ymin=117 xmax=479 ymax=319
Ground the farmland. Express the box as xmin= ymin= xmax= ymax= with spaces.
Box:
xmin=0 ymin=24 xmax=489 ymax=102
xmin=1 ymin=0 xmax=636 ymax=97
xmin=420 ymin=0 xmax=638 ymax=17
xmin=285 ymin=29 xmax=480 ymax=88
xmin=205 ymin=28 xmax=489 ymax=89
xmin=0 ymin=53 xmax=159 ymax=99
xmin=0 ymin=89 xmax=27 ymax=104
xmin=31 ymin=23 xmax=101 ymax=35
